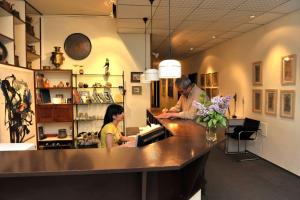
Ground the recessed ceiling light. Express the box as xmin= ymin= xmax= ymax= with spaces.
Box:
xmin=250 ymin=15 xmax=256 ymax=19
xmin=212 ymin=35 xmax=216 ymax=39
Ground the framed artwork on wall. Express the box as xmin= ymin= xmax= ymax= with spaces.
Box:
xmin=211 ymin=72 xmax=218 ymax=87
xmin=131 ymin=72 xmax=142 ymax=83
xmin=167 ymin=79 xmax=173 ymax=98
xmin=281 ymin=54 xmax=296 ymax=85
xmin=252 ymin=61 xmax=262 ymax=86
xmin=161 ymin=79 xmax=166 ymax=97
xmin=211 ymin=88 xmax=219 ymax=98
xmin=252 ymin=89 xmax=262 ymax=113
xmin=205 ymin=88 xmax=211 ymax=99
xmin=280 ymin=90 xmax=295 ymax=119
xmin=200 ymin=74 xmax=206 ymax=87
xmin=132 ymin=86 xmax=142 ymax=95
xmin=205 ymin=73 xmax=212 ymax=87
xmin=265 ymin=89 xmax=277 ymax=116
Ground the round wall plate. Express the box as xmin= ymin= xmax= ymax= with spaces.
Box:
xmin=0 ymin=42 xmax=8 ymax=62
xmin=64 ymin=33 xmax=92 ymax=60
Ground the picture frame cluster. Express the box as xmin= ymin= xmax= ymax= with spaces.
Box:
xmin=252 ymin=54 xmax=296 ymax=119
xmin=200 ymin=72 xmax=219 ymax=99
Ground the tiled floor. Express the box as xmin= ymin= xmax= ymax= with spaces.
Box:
xmin=202 ymin=146 xmax=300 ymax=200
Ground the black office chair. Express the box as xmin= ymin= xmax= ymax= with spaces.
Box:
xmin=227 ymin=118 xmax=260 ymax=161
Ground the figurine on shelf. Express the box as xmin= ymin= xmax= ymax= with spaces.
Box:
xmin=50 ymin=46 xmax=65 ymax=69
xmin=57 ymin=81 xmax=64 ymax=88
xmin=103 ymin=58 xmax=110 ymax=76
xmin=232 ymin=93 xmax=237 ymax=118
xmin=79 ymin=65 xmax=84 ymax=74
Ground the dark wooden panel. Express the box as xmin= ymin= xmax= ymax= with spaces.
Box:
xmin=0 ymin=173 xmax=141 ymax=200
xmin=36 ymin=105 xmax=53 ymax=122
xmin=53 ymin=104 xmax=73 ymax=122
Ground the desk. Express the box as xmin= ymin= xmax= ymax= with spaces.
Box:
xmin=0 ymin=109 xmax=225 ymax=200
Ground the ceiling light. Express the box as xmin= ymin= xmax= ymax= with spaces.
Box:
xmin=250 ymin=15 xmax=256 ymax=19
xmin=284 ymin=57 xmax=290 ymax=61
xmin=190 ymin=47 xmax=194 ymax=51
xmin=158 ymin=0 xmax=182 ymax=79
xmin=145 ymin=0 xmax=159 ymax=81
xmin=141 ymin=17 xmax=151 ymax=84
xmin=212 ymin=35 xmax=216 ymax=39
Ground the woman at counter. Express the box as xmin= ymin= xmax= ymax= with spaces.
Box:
xmin=100 ymin=104 xmax=134 ymax=148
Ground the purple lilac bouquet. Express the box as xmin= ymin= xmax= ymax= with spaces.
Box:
xmin=193 ymin=95 xmax=231 ymax=129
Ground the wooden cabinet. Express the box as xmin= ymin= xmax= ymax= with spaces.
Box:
xmin=34 ymin=70 xmax=74 ymax=150
xmin=36 ymin=104 xmax=73 ymax=123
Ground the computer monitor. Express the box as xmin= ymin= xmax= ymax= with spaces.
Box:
xmin=137 ymin=126 xmax=166 ymax=147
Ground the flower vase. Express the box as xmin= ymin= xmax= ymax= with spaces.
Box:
xmin=206 ymin=127 xmax=217 ymax=142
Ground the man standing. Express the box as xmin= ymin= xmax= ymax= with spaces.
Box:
xmin=156 ymin=75 xmax=205 ymax=120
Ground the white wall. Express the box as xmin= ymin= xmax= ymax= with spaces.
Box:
xmin=182 ymin=10 xmax=300 ymax=175
xmin=41 ymin=16 xmax=151 ymax=129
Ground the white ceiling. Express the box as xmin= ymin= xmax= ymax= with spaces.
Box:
xmin=27 ymin=0 xmax=300 ymax=59
xmin=117 ymin=0 xmax=300 ymax=59
xmin=27 ymin=0 xmax=112 ymax=15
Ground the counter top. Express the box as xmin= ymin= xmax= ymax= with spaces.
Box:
xmin=0 ymin=109 xmax=225 ymax=177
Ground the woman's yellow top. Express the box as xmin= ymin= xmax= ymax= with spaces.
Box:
xmin=100 ymin=122 xmax=122 ymax=148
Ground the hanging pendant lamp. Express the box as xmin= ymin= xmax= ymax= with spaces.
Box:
xmin=145 ymin=0 xmax=159 ymax=81
xmin=158 ymin=0 xmax=181 ymax=79
xmin=141 ymin=17 xmax=151 ymax=84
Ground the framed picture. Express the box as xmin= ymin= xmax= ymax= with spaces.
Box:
xmin=211 ymin=88 xmax=219 ymax=98
xmin=205 ymin=73 xmax=212 ymax=87
xmin=265 ymin=89 xmax=277 ymax=116
xmin=132 ymin=86 xmax=142 ymax=95
xmin=211 ymin=72 xmax=218 ymax=87
xmin=280 ymin=90 xmax=295 ymax=119
xmin=205 ymin=88 xmax=211 ymax=99
xmin=200 ymin=74 xmax=206 ymax=87
xmin=167 ymin=79 xmax=173 ymax=98
xmin=161 ymin=79 xmax=166 ymax=97
xmin=131 ymin=72 xmax=142 ymax=83
xmin=252 ymin=89 xmax=262 ymax=113
xmin=252 ymin=61 xmax=262 ymax=86
xmin=281 ymin=54 xmax=296 ymax=85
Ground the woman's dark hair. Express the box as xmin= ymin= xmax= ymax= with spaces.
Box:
xmin=101 ymin=104 xmax=124 ymax=131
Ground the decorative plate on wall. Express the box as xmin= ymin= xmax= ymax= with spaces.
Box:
xmin=64 ymin=33 xmax=92 ymax=60
xmin=0 ymin=42 xmax=8 ymax=62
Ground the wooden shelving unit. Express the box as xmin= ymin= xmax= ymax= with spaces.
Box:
xmin=35 ymin=70 xmax=74 ymax=150
xmin=0 ymin=1 xmax=41 ymax=69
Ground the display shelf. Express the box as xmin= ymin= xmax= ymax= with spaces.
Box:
xmin=37 ymin=103 xmax=72 ymax=106
xmin=74 ymin=118 xmax=104 ymax=121
xmin=38 ymin=135 xmax=73 ymax=142
xmin=74 ymin=102 xmax=123 ymax=105
xmin=13 ymin=15 xmax=25 ymax=25
xmin=26 ymin=51 xmax=40 ymax=61
xmin=73 ymin=73 xmax=123 ymax=76
xmin=36 ymin=87 xmax=72 ymax=89
xmin=26 ymin=32 xmax=39 ymax=43
xmin=0 ymin=6 xmax=12 ymax=16
xmin=0 ymin=33 xmax=14 ymax=43
xmin=74 ymin=86 xmax=122 ymax=89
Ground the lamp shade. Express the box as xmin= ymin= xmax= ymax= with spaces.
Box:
xmin=159 ymin=59 xmax=182 ymax=78
xmin=145 ymin=68 xmax=159 ymax=81
xmin=140 ymin=73 xmax=151 ymax=83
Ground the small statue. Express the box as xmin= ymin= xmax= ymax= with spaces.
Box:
xmin=103 ymin=58 xmax=110 ymax=76
xmin=50 ymin=46 xmax=65 ymax=69
xmin=232 ymin=93 xmax=237 ymax=118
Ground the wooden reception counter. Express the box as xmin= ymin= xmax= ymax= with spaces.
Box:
xmin=0 ymin=109 xmax=225 ymax=200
